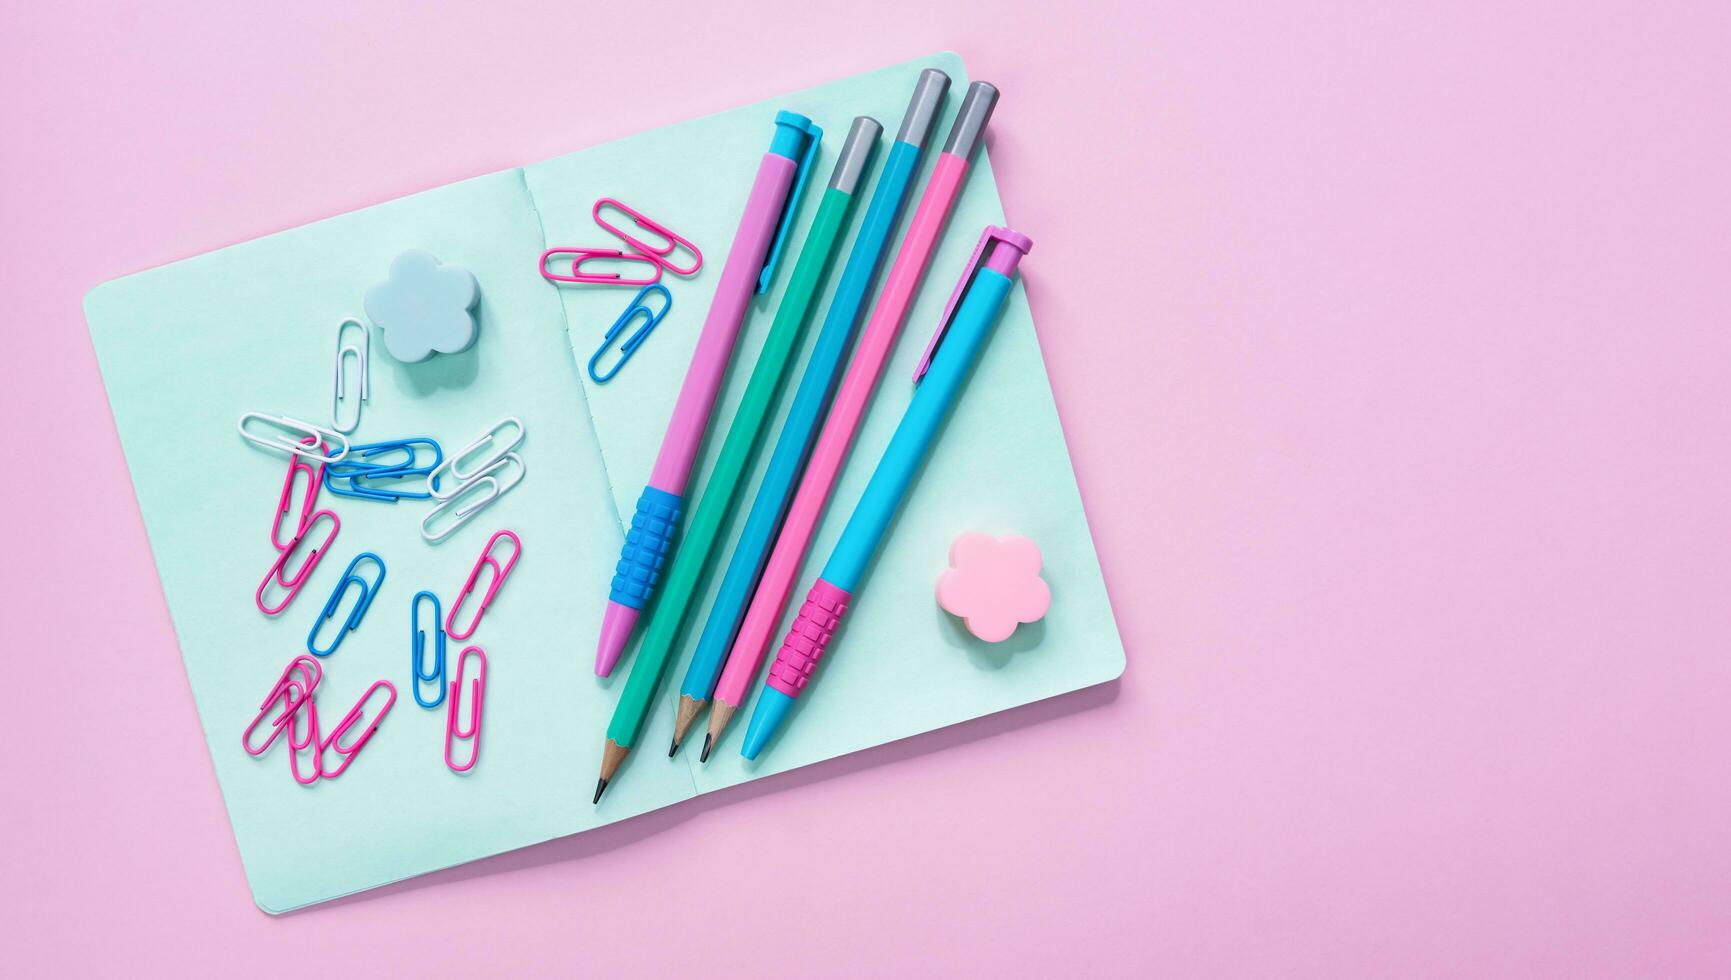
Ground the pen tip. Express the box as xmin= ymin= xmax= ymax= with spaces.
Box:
xmin=667 ymin=737 xmax=681 ymax=758
xmin=592 ymin=777 xmax=608 ymax=805
xmin=699 ymin=733 xmax=713 ymax=763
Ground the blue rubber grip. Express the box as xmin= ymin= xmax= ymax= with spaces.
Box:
xmin=609 ymin=486 xmax=682 ymax=609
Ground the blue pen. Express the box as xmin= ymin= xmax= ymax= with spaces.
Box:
xmin=670 ymin=69 xmax=953 ymax=754
xmin=740 ymin=227 xmax=1031 ymax=759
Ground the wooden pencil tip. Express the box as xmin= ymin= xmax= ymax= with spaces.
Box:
xmin=592 ymin=777 xmax=608 ymax=804
xmin=667 ymin=737 xmax=681 ymax=758
xmin=706 ymin=700 xmax=737 ymax=745
xmin=671 ymin=695 xmax=705 ymax=753
xmin=595 ymin=739 xmax=630 ymax=802
xmin=699 ymin=733 xmax=713 ymax=763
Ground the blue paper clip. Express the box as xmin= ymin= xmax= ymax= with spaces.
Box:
xmin=348 ymin=469 xmax=434 ymax=501
xmin=411 ymin=590 xmax=447 ymax=708
xmin=588 ymin=283 xmax=671 ymax=384
xmin=307 ymin=552 xmax=387 ymax=657
xmin=324 ymin=438 xmax=443 ymax=502
xmin=325 ymin=438 xmax=442 ymax=478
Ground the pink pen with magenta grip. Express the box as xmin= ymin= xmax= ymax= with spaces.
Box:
xmin=594 ymin=111 xmax=821 ymax=676
xmin=703 ymin=82 xmax=999 ymax=756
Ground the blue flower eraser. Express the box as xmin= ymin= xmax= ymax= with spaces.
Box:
xmin=363 ymin=250 xmax=481 ymax=362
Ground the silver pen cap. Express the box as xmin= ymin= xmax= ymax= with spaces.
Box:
xmin=941 ymin=81 xmax=999 ymax=160
xmin=829 ymin=116 xmax=884 ymax=195
xmin=895 ymin=68 xmax=952 ymax=148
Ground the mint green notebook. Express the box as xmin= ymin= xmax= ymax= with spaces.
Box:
xmin=85 ymin=52 xmax=1124 ymax=913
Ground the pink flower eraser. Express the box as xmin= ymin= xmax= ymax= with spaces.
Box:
xmin=936 ymin=533 xmax=1051 ymax=643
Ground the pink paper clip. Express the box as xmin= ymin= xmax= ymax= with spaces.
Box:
xmin=287 ymin=696 xmax=323 ymax=786
xmin=539 ymin=247 xmax=663 ymax=286
xmin=445 ymin=646 xmax=487 ymax=773
xmin=242 ymin=686 xmax=301 ymax=756
xmin=242 ymin=656 xmax=323 ymax=755
xmin=319 ymin=680 xmax=396 ymax=778
xmin=446 ymin=529 xmax=521 ymax=641
xmin=593 ymin=198 xmax=704 ymax=277
xmin=256 ymin=510 xmax=340 ymax=616
xmin=271 ymin=436 xmax=327 ymax=585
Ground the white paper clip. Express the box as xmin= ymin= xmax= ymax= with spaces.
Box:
xmin=427 ymin=417 xmax=526 ymax=498
xmin=238 ymin=413 xmax=351 ymax=462
xmin=421 ymin=453 xmax=526 ymax=544
xmin=332 ymin=318 xmax=369 ymax=434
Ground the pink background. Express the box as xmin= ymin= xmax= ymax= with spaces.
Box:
xmin=5 ymin=1 xmax=1728 ymax=975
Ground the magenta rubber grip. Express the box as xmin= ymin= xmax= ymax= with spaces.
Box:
xmin=766 ymin=578 xmax=853 ymax=697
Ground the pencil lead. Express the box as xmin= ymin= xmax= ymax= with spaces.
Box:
xmin=667 ymin=736 xmax=681 ymax=758
xmin=699 ymin=733 xmax=713 ymax=763
xmin=592 ymin=777 xmax=608 ymax=805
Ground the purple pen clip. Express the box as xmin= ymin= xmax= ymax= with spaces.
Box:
xmin=913 ymin=226 xmax=1033 ymax=384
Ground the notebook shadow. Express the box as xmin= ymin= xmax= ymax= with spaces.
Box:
xmin=303 ymin=676 xmax=1120 ymax=916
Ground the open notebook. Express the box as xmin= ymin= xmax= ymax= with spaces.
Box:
xmin=84 ymin=52 xmax=1125 ymax=913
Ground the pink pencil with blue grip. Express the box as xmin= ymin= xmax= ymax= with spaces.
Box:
xmin=705 ymin=82 xmax=1000 ymax=747
xmin=741 ymin=226 xmax=1031 ymax=758
xmin=595 ymin=111 xmax=821 ymax=676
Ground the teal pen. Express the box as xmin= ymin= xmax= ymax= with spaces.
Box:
xmin=671 ymin=68 xmax=953 ymax=755
xmin=740 ymin=226 xmax=1032 ymax=759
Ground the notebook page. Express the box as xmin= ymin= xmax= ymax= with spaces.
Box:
xmin=85 ymin=170 xmax=698 ymax=913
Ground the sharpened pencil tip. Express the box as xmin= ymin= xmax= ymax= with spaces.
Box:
xmin=593 ymin=777 xmax=608 ymax=804
xmin=699 ymin=733 xmax=713 ymax=763
xmin=667 ymin=737 xmax=681 ymax=758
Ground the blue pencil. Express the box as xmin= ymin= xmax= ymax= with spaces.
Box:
xmin=669 ymin=68 xmax=953 ymax=756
